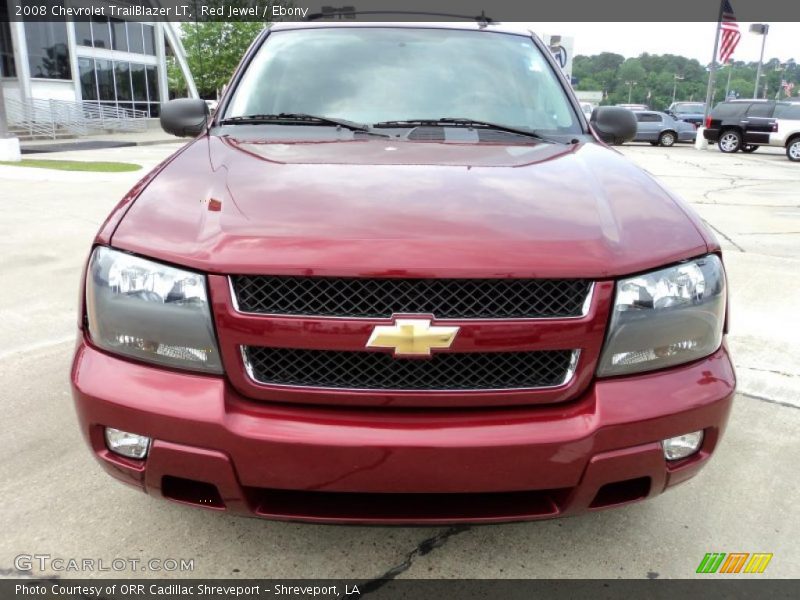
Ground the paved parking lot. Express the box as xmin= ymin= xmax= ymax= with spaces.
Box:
xmin=0 ymin=141 xmax=797 ymax=581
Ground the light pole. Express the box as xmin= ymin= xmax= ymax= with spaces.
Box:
xmin=751 ymin=24 xmax=769 ymax=99
xmin=626 ymin=81 xmax=637 ymax=104
xmin=724 ymin=60 xmax=734 ymax=99
xmin=672 ymin=74 xmax=684 ymax=104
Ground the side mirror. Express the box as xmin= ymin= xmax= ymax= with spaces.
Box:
xmin=590 ymin=106 xmax=637 ymax=145
xmin=160 ymin=98 xmax=209 ymax=138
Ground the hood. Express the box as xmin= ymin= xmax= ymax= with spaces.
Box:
xmin=111 ymin=135 xmax=710 ymax=278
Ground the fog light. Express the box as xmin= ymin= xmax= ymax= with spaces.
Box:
xmin=662 ymin=431 xmax=704 ymax=461
xmin=105 ymin=427 xmax=151 ymax=459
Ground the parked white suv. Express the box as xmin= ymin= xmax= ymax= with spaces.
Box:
xmin=771 ymin=102 xmax=800 ymax=162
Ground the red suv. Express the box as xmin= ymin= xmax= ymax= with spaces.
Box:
xmin=71 ymin=22 xmax=734 ymax=524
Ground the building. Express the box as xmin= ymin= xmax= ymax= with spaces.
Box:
xmin=0 ymin=1 xmax=196 ymax=124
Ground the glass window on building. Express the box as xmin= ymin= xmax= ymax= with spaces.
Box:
xmin=25 ymin=21 xmax=71 ymax=79
xmin=143 ymin=25 xmax=156 ymax=56
xmin=115 ymin=61 xmax=132 ymax=101
xmin=128 ymin=23 xmax=145 ymax=54
xmin=74 ymin=20 xmax=92 ymax=47
xmin=111 ymin=19 xmax=128 ymax=52
xmin=131 ymin=62 xmax=147 ymax=101
xmin=78 ymin=57 xmax=98 ymax=100
xmin=146 ymin=65 xmax=159 ymax=100
xmin=0 ymin=17 xmax=15 ymax=77
xmin=91 ymin=16 xmax=112 ymax=50
xmin=95 ymin=59 xmax=115 ymax=101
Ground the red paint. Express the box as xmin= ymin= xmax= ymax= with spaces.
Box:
xmin=72 ymin=340 xmax=734 ymax=523
xmin=72 ymin=22 xmax=734 ymax=522
xmin=111 ymin=137 xmax=712 ymax=278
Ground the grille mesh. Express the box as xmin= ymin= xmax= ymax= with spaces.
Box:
xmin=243 ymin=347 xmax=576 ymax=391
xmin=232 ymin=276 xmax=591 ymax=319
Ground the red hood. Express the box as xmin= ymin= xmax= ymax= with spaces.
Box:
xmin=110 ymin=135 xmax=711 ymax=278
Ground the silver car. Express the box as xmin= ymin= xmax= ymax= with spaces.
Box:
xmin=632 ymin=111 xmax=697 ymax=146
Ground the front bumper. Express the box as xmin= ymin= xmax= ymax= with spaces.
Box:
xmin=71 ymin=339 xmax=735 ymax=524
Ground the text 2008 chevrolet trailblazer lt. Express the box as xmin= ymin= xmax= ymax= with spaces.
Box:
xmin=71 ymin=22 xmax=734 ymax=524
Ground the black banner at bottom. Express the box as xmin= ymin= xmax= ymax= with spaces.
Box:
xmin=2 ymin=579 xmax=798 ymax=600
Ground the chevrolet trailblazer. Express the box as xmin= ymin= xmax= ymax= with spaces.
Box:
xmin=71 ymin=22 xmax=734 ymax=524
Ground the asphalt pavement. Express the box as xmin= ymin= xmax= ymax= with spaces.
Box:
xmin=0 ymin=141 xmax=797 ymax=581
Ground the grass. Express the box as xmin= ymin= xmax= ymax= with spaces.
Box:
xmin=0 ymin=158 xmax=142 ymax=172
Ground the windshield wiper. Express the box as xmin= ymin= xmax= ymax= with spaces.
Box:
xmin=372 ymin=118 xmax=557 ymax=142
xmin=220 ymin=113 xmax=389 ymax=136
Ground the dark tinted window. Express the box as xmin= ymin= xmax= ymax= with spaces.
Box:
xmin=131 ymin=62 xmax=147 ymax=101
xmin=712 ymin=102 xmax=748 ymax=118
xmin=91 ymin=16 xmax=111 ymax=49
xmin=25 ymin=21 xmax=71 ymax=79
xmin=143 ymin=25 xmax=156 ymax=55
xmin=78 ymin=58 xmax=97 ymax=100
xmin=127 ymin=23 xmax=144 ymax=54
xmin=773 ymin=103 xmax=800 ymax=120
xmin=115 ymin=62 xmax=132 ymax=100
xmin=0 ymin=2 xmax=15 ymax=77
xmin=746 ymin=103 xmax=774 ymax=118
xmin=111 ymin=19 xmax=128 ymax=52
xmin=74 ymin=21 xmax=93 ymax=47
xmin=636 ymin=113 xmax=661 ymax=122
xmin=96 ymin=59 xmax=115 ymax=100
xmin=146 ymin=64 xmax=159 ymax=102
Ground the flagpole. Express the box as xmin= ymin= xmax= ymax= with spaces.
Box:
xmin=703 ymin=0 xmax=726 ymax=124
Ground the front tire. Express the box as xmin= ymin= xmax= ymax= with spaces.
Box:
xmin=718 ymin=130 xmax=742 ymax=153
xmin=742 ymin=145 xmax=759 ymax=153
xmin=788 ymin=138 xmax=800 ymax=162
xmin=659 ymin=131 xmax=676 ymax=147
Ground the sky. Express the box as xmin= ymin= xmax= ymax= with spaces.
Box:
xmin=515 ymin=22 xmax=799 ymax=63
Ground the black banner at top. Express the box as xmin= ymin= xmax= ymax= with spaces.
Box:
xmin=3 ymin=0 xmax=800 ymax=22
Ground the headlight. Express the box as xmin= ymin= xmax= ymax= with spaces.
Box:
xmin=597 ymin=254 xmax=726 ymax=376
xmin=85 ymin=247 xmax=223 ymax=374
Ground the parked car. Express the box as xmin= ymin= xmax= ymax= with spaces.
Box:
xmin=616 ymin=103 xmax=649 ymax=111
xmin=770 ymin=101 xmax=800 ymax=161
xmin=71 ymin=22 xmax=733 ymax=524
xmin=580 ymin=102 xmax=595 ymax=120
xmin=632 ymin=110 xmax=697 ymax=146
xmin=666 ymin=102 xmax=706 ymax=126
xmin=703 ymin=100 xmax=777 ymax=153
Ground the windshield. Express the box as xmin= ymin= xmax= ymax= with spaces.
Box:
xmin=225 ymin=28 xmax=581 ymax=134
xmin=674 ymin=103 xmax=704 ymax=114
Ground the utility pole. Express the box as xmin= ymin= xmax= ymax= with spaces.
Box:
xmin=703 ymin=0 xmax=726 ymax=125
xmin=626 ymin=81 xmax=637 ymax=104
xmin=724 ymin=61 xmax=733 ymax=99
xmin=751 ymin=24 xmax=769 ymax=99
xmin=672 ymin=74 xmax=684 ymax=104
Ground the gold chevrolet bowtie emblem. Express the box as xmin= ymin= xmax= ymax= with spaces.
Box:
xmin=366 ymin=319 xmax=459 ymax=356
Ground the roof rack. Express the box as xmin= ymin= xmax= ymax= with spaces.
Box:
xmin=305 ymin=7 xmax=494 ymax=26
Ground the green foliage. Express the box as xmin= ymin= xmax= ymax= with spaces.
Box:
xmin=0 ymin=160 xmax=142 ymax=172
xmin=179 ymin=21 xmax=266 ymax=98
xmin=573 ymin=52 xmax=799 ymax=110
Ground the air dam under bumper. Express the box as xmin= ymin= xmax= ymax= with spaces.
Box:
xmin=71 ymin=339 xmax=735 ymax=524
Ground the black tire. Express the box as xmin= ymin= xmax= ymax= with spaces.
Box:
xmin=658 ymin=131 xmax=676 ymax=147
xmin=788 ymin=138 xmax=800 ymax=162
xmin=742 ymin=145 xmax=759 ymax=153
xmin=718 ymin=129 xmax=742 ymax=153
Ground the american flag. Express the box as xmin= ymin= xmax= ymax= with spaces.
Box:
xmin=719 ymin=0 xmax=741 ymax=64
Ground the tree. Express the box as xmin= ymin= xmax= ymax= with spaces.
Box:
xmin=179 ymin=22 xmax=266 ymax=98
